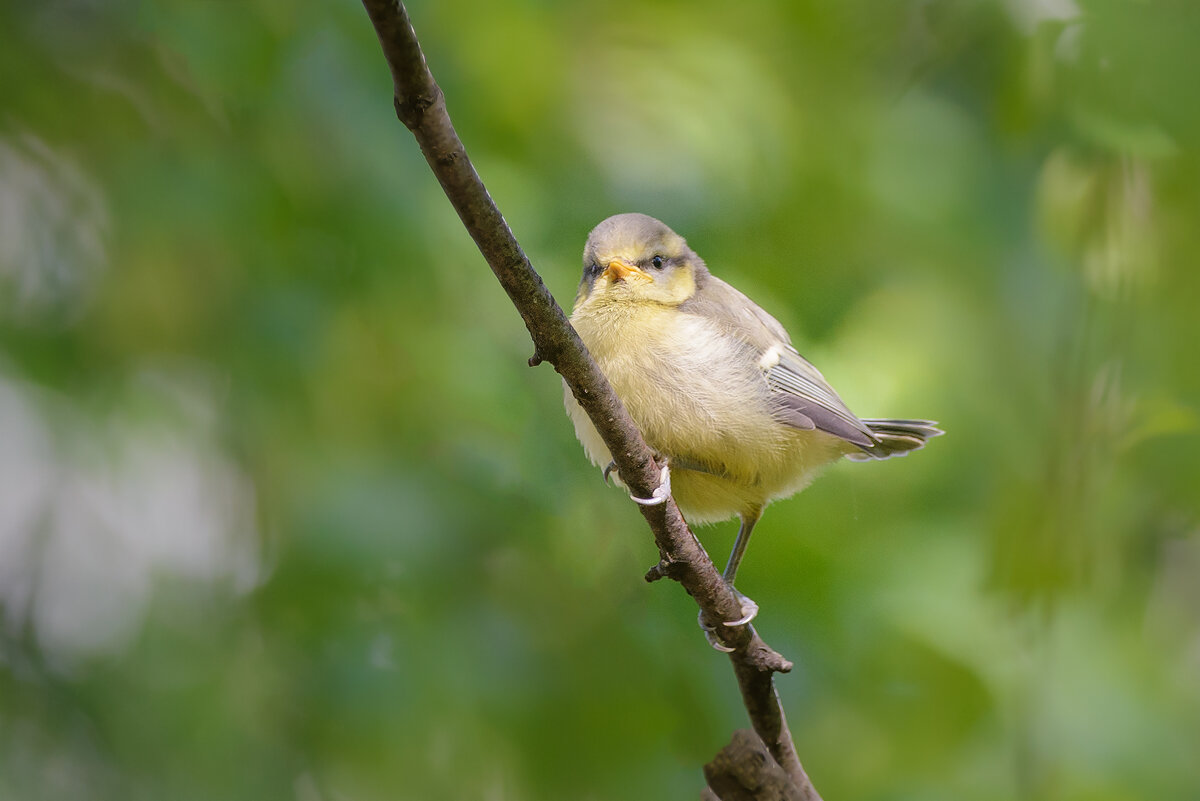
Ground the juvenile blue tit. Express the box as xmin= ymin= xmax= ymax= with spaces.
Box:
xmin=564 ymin=213 xmax=941 ymax=625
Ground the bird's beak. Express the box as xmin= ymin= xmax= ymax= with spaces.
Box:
xmin=603 ymin=258 xmax=647 ymax=283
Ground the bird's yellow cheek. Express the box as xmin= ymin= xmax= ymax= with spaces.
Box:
xmin=665 ymin=269 xmax=696 ymax=300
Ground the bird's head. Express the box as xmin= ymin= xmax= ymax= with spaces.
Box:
xmin=574 ymin=213 xmax=708 ymax=310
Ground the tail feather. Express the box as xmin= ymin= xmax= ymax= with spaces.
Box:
xmin=846 ymin=418 xmax=943 ymax=461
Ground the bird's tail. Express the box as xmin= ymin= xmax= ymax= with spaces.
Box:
xmin=846 ymin=419 xmax=944 ymax=461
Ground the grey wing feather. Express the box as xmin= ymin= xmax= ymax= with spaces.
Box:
xmin=771 ymin=355 xmax=945 ymax=457
xmin=766 ymin=347 xmax=875 ymax=447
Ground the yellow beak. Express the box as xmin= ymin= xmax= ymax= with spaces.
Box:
xmin=603 ymin=258 xmax=647 ymax=283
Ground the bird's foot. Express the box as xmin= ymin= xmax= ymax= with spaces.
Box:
xmin=697 ymin=588 xmax=759 ymax=652
xmin=722 ymin=591 xmax=759 ymax=627
xmin=604 ymin=459 xmax=672 ymax=506
xmin=629 ymin=462 xmax=671 ymax=506
xmin=700 ymin=624 xmax=736 ymax=652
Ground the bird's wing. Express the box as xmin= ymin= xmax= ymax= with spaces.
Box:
xmin=680 ymin=276 xmax=875 ymax=447
xmin=764 ymin=346 xmax=874 ymax=446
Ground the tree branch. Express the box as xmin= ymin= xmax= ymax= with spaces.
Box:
xmin=705 ymin=729 xmax=815 ymax=801
xmin=358 ymin=2 xmax=821 ymax=796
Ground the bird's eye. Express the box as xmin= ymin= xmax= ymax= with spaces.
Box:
xmin=586 ymin=262 xmax=601 ymax=278
xmin=651 ymin=255 xmax=664 ymax=270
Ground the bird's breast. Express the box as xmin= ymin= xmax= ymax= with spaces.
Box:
xmin=570 ymin=303 xmax=786 ymax=481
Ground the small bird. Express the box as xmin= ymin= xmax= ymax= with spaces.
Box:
xmin=564 ymin=213 xmax=941 ymax=640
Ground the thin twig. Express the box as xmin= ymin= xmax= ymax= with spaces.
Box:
xmin=358 ymin=2 xmax=821 ymax=796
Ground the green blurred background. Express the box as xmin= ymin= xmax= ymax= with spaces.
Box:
xmin=2 ymin=0 xmax=1198 ymax=799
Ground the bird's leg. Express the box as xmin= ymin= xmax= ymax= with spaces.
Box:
xmin=699 ymin=509 xmax=762 ymax=649
xmin=722 ymin=509 xmax=759 ymax=586
xmin=721 ymin=511 xmax=762 ymax=626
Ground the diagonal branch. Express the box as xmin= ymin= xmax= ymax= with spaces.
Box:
xmin=359 ymin=2 xmax=821 ymax=797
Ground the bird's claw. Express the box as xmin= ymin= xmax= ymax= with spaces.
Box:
xmin=697 ymin=589 xmax=759 ymax=651
xmin=602 ymin=461 xmax=616 ymax=485
xmin=629 ymin=463 xmax=671 ymax=506
xmin=700 ymin=616 xmax=737 ymax=653
xmin=723 ymin=594 xmax=759 ymax=627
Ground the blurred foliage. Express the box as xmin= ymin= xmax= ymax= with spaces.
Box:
xmin=2 ymin=0 xmax=1199 ymax=799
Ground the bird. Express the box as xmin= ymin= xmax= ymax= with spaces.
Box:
xmin=563 ymin=213 xmax=941 ymax=643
